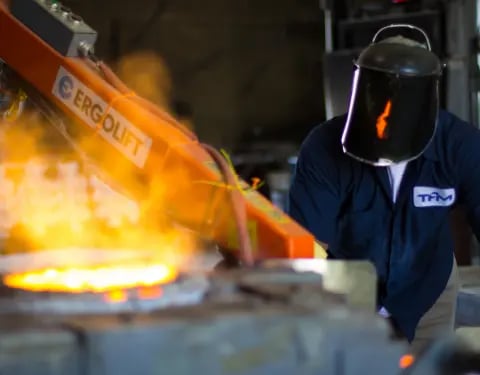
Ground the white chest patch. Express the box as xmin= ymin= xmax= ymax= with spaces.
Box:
xmin=413 ymin=186 xmax=456 ymax=208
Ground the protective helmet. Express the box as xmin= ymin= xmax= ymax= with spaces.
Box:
xmin=341 ymin=24 xmax=443 ymax=166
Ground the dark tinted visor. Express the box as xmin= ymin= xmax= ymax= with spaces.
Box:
xmin=342 ymin=67 xmax=438 ymax=165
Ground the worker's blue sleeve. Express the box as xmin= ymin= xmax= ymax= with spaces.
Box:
xmin=452 ymin=116 xmax=480 ymax=241
xmin=287 ymin=126 xmax=341 ymax=246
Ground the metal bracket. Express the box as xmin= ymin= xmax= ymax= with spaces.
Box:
xmin=10 ymin=0 xmax=97 ymax=57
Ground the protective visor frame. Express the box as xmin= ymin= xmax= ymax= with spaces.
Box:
xmin=341 ymin=24 xmax=444 ymax=166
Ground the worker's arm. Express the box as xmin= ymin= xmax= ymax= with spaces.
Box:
xmin=287 ymin=126 xmax=341 ymax=258
xmin=453 ymin=116 xmax=480 ymax=240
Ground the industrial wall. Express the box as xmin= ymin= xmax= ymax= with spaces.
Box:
xmin=64 ymin=0 xmax=326 ymax=149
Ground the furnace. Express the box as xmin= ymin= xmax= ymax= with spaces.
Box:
xmin=0 ymin=257 xmax=412 ymax=375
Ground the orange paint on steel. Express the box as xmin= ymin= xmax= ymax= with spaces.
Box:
xmin=0 ymin=2 xmax=314 ymax=259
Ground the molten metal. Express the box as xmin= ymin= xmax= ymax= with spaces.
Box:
xmin=4 ymin=262 xmax=178 ymax=293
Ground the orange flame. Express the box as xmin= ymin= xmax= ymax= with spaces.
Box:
xmin=4 ymin=262 xmax=178 ymax=293
xmin=399 ymin=354 xmax=415 ymax=369
xmin=376 ymin=100 xmax=392 ymax=139
xmin=105 ymin=289 xmax=128 ymax=303
xmin=0 ymin=50 xmax=199 ymax=293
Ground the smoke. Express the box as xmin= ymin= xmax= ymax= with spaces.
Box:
xmin=115 ymin=50 xmax=173 ymax=113
xmin=0 ymin=53 xmax=201 ymax=269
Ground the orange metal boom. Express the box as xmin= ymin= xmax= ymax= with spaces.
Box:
xmin=0 ymin=2 xmax=316 ymax=259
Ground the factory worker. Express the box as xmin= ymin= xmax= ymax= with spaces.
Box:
xmin=288 ymin=24 xmax=477 ymax=353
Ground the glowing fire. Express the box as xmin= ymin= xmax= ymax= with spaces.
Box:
xmin=4 ymin=262 xmax=178 ymax=293
xmin=0 ymin=50 xmax=199 ymax=294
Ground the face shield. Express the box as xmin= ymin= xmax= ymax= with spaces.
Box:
xmin=341 ymin=24 xmax=443 ymax=166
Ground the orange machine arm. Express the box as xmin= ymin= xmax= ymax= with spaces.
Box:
xmin=0 ymin=2 xmax=317 ymax=260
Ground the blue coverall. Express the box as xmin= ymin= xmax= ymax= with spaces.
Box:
xmin=288 ymin=109 xmax=480 ymax=341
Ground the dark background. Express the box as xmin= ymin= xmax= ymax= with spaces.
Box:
xmin=61 ymin=0 xmax=480 ymax=264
